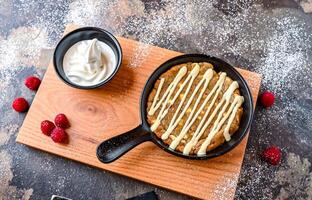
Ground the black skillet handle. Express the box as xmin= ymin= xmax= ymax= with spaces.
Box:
xmin=96 ymin=125 xmax=151 ymax=163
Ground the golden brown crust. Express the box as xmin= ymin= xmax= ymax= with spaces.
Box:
xmin=146 ymin=62 xmax=244 ymax=155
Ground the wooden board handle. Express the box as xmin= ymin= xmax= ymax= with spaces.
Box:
xmin=96 ymin=125 xmax=151 ymax=163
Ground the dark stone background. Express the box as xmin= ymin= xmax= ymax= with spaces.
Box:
xmin=0 ymin=0 xmax=311 ymax=199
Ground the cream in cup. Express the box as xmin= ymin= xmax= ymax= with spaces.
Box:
xmin=63 ymin=38 xmax=117 ymax=87
xmin=54 ymin=27 xmax=122 ymax=89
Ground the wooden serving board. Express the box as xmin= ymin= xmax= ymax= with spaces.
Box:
xmin=17 ymin=24 xmax=262 ymax=200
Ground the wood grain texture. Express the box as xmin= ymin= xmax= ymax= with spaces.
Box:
xmin=17 ymin=24 xmax=262 ymax=200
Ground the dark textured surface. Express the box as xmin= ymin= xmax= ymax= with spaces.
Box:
xmin=0 ymin=0 xmax=311 ymax=200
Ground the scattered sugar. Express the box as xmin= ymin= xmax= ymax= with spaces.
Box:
xmin=213 ymin=175 xmax=238 ymax=200
xmin=0 ymin=124 xmax=19 ymax=146
xmin=0 ymin=0 xmax=311 ymax=199
xmin=256 ymin=16 xmax=311 ymax=94
xmin=0 ymin=27 xmax=49 ymax=69
xmin=236 ymin=151 xmax=312 ymax=199
xmin=0 ymin=150 xmax=33 ymax=200
xmin=275 ymin=153 xmax=312 ymax=199
xmin=235 ymin=149 xmax=271 ymax=198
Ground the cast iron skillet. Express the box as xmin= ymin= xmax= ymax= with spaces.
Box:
xmin=96 ymin=54 xmax=253 ymax=163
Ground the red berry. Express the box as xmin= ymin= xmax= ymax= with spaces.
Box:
xmin=25 ymin=76 xmax=41 ymax=91
xmin=12 ymin=97 xmax=29 ymax=112
xmin=260 ymin=91 xmax=275 ymax=107
xmin=261 ymin=146 xmax=282 ymax=165
xmin=40 ymin=120 xmax=55 ymax=136
xmin=54 ymin=113 xmax=70 ymax=128
xmin=51 ymin=127 xmax=67 ymax=143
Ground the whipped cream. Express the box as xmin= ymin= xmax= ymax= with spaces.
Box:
xmin=63 ymin=38 xmax=117 ymax=86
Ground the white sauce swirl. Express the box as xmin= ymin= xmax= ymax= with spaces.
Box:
xmin=63 ymin=38 xmax=117 ymax=86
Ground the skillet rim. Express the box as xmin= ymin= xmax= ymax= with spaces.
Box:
xmin=139 ymin=54 xmax=254 ymax=159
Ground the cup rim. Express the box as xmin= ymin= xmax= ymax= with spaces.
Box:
xmin=53 ymin=27 xmax=123 ymax=89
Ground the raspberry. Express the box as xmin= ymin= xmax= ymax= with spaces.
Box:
xmin=25 ymin=76 xmax=41 ymax=91
xmin=12 ymin=97 xmax=29 ymax=112
xmin=261 ymin=146 xmax=282 ymax=165
xmin=51 ymin=127 xmax=67 ymax=143
xmin=54 ymin=113 xmax=70 ymax=128
xmin=260 ymin=91 xmax=275 ymax=108
xmin=40 ymin=120 xmax=55 ymax=136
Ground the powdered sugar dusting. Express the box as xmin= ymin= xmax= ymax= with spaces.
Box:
xmin=237 ymin=152 xmax=312 ymax=199
xmin=213 ymin=175 xmax=238 ymax=200
xmin=256 ymin=16 xmax=311 ymax=94
xmin=0 ymin=147 xmax=33 ymax=199
xmin=0 ymin=27 xmax=48 ymax=69
xmin=0 ymin=124 xmax=19 ymax=145
xmin=0 ymin=0 xmax=311 ymax=199
xmin=275 ymin=153 xmax=312 ymax=199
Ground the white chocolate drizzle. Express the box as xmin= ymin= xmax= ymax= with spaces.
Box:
xmin=168 ymin=69 xmax=214 ymax=148
xmin=149 ymin=66 xmax=188 ymax=131
xmin=197 ymin=89 xmax=244 ymax=156
xmin=148 ymin=63 xmax=244 ymax=155
xmin=182 ymin=72 xmax=227 ymax=154
xmin=162 ymin=65 xmax=210 ymax=141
